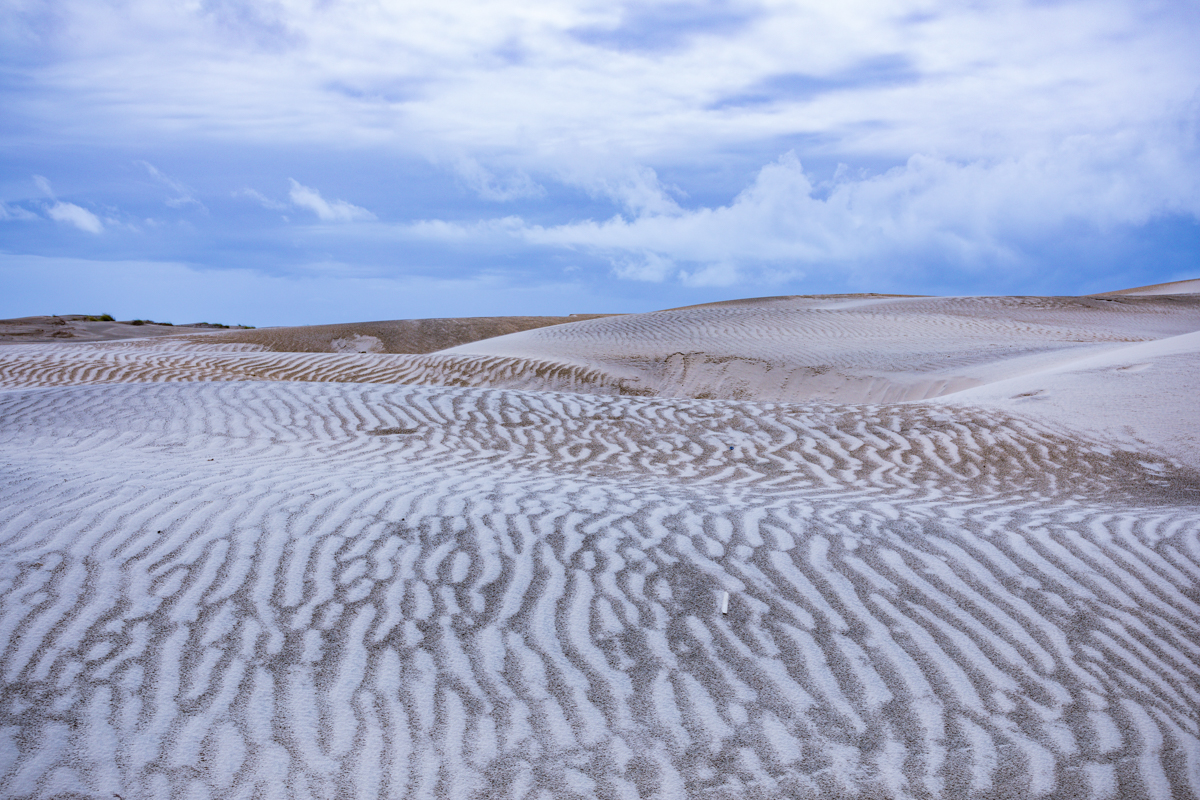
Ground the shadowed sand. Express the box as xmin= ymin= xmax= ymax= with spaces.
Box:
xmin=180 ymin=314 xmax=619 ymax=354
xmin=0 ymin=283 xmax=1197 ymax=799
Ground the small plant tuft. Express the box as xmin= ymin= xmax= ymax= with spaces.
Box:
xmin=84 ymin=314 xmax=115 ymax=322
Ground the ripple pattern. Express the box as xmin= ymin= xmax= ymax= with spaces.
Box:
xmin=0 ymin=381 xmax=1197 ymax=799
xmin=5 ymin=294 xmax=1200 ymax=404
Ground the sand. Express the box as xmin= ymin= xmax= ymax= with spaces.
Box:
xmin=1091 ymin=278 xmax=1200 ymax=296
xmin=0 ymin=316 xmax=233 ymax=344
xmin=0 ymin=287 xmax=1197 ymax=799
xmin=186 ymin=314 xmax=619 ymax=354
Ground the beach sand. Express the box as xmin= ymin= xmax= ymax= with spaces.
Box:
xmin=0 ymin=284 xmax=1197 ymax=799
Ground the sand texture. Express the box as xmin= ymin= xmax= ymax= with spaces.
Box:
xmin=0 ymin=292 xmax=1197 ymax=799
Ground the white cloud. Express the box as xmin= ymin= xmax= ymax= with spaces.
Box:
xmin=569 ymin=165 xmax=685 ymax=217
xmin=138 ymin=161 xmax=205 ymax=210
xmin=22 ymin=175 xmax=104 ymax=232
xmin=453 ymin=157 xmax=543 ymax=201
xmin=4 ymin=0 xmax=1199 ymax=291
xmin=428 ymin=136 xmax=1200 ymax=284
xmin=0 ymin=202 xmax=39 ymax=222
xmin=47 ymin=202 xmax=103 ymax=233
xmin=287 ymin=180 xmax=376 ymax=222
xmin=11 ymin=0 xmax=1197 ymax=168
xmin=612 ymin=251 xmax=676 ymax=282
xmin=234 ymin=187 xmax=289 ymax=211
xmin=679 ymin=262 xmax=747 ymax=288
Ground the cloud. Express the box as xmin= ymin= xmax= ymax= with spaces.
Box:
xmin=10 ymin=175 xmax=103 ymax=232
xmin=287 ymin=180 xmax=376 ymax=222
xmin=426 ymin=138 xmax=1200 ymax=285
xmin=2 ymin=0 xmax=1199 ymax=299
xmin=138 ymin=161 xmax=206 ymax=210
xmin=47 ymin=202 xmax=104 ymax=233
xmin=234 ymin=187 xmax=290 ymax=211
xmin=199 ymin=0 xmax=304 ymax=52
xmin=577 ymin=165 xmax=684 ymax=217
xmin=611 ymin=251 xmax=676 ymax=282
xmin=0 ymin=202 xmax=39 ymax=222
xmin=9 ymin=0 xmax=1195 ymax=170
xmin=453 ymin=158 xmax=544 ymax=201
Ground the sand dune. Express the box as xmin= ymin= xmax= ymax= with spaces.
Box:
xmin=2 ymin=293 xmax=1195 ymax=466
xmin=1091 ymin=278 xmax=1200 ymax=296
xmin=184 ymin=315 xmax=618 ymax=355
xmin=439 ymin=294 xmax=1200 ymax=404
xmin=945 ymin=329 xmax=1200 ymax=471
xmin=5 ymin=296 xmax=1198 ymax=405
xmin=0 ymin=316 xmax=232 ymax=344
xmin=0 ymin=290 xmax=1197 ymax=799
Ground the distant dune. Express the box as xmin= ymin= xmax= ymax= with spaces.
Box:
xmin=1091 ymin=277 xmax=1200 ymax=296
xmin=0 ymin=314 xmax=615 ymax=349
xmin=0 ymin=315 xmax=237 ymax=344
xmin=190 ymin=314 xmax=619 ymax=354
xmin=0 ymin=286 xmax=1197 ymax=800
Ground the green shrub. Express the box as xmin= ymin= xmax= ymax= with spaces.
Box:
xmin=84 ymin=314 xmax=115 ymax=322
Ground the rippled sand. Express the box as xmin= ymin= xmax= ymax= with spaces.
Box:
xmin=0 ymin=291 xmax=1197 ymax=799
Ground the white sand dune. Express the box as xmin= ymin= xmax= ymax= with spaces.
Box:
xmin=944 ymin=329 xmax=1200 ymax=470
xmin=1091 ymin=278 xmax=1200 ymax=296
xmin=5 ymin=296 xmax=1198 ymax=406
xmin=0 ymin=291 xmax=1198 ymax=799
xmin=438 ymin=294 xmax=1200 ymax=404
xmin=3 ymin=293 xmax=1196 ymax=466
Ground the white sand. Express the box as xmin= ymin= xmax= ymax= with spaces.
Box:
xmin=1091 ymin=277 xmax=1200 ymax=296
xmin=0 ymin=289 xmax=1197 ymax=799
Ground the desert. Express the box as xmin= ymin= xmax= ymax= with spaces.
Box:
xmin=0 ymin=282 xmax=1198 ymax=799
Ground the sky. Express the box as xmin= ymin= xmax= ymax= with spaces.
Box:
xmin=2 ymin=0 xmax=1199 ymax=326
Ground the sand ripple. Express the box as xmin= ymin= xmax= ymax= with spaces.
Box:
xmin=1 ymin=381 xmax=1197 ymax=799
xmin=7 ymin=294 xmax=1198 ymax=406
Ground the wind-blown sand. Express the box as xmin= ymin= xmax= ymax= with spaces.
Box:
xmin=0 ymin=288 xmax=1197 ymax=799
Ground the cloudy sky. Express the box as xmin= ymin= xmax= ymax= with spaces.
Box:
xmin=2 ymin=0 xmax=1199 ymax=325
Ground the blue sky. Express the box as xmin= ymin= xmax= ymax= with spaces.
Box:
xmin=2 ymin=0 xmax=1199 ymax=326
